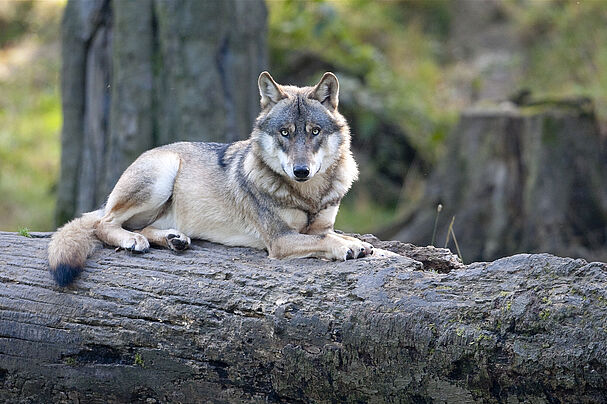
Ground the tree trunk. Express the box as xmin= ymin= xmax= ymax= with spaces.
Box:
xmin=1 ymin=232 xmax=606 ymax=403
xmin=56 ymin=0 xmax=268 ymax=225
xmin=384 ymin=101 xmax=607 ymax=263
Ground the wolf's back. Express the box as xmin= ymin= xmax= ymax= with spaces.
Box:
xmin=48 ymin=211 xmax=101 ymax=286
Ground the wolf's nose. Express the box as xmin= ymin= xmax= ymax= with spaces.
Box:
xmin=293 ymin=165 xmax=310 ymax=179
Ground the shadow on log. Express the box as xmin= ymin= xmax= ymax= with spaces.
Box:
xmin=1 ymin=231 xmax=606 ymax=402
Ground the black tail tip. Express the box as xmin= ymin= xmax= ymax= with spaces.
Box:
xmin=51 ymin=263 xmax=82 ymax=287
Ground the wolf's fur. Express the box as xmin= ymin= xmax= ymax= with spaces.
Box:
xmin=49 ymin=72 xmax=373 ymax=286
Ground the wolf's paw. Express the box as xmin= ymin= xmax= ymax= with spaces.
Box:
xmin=328 ymin=235 xmax=373 ymax=261
xmin=121 ymin=234 xmax=150 ymax=253
xmin=166 ymin=231 xmax=191 ymax=252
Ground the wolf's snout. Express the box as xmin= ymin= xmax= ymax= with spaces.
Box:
xmin=293 ymin=165 xmax=310 ymax=180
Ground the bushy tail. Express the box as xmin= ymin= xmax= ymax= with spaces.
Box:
xmin=48 ymin=211 xmax=101 ymax=286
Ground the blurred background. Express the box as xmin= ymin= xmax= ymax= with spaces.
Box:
xmin=0 ymin=0 xmax=605 ymax=263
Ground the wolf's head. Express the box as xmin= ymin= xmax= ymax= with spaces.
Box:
xmin=252 ymin=71 xmax=351 ymax=183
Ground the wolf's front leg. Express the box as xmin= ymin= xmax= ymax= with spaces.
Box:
xmin=268 ymin=232 xmax=372 ymax=261
xmin=299 ymin=204 xmax=373 ymax=259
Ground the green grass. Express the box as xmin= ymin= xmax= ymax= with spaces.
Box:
xmin=17 ymin=226 xmax=31 ymax=237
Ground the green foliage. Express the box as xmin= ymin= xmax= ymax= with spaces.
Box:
xmin=268 ymin=0 xmax=457 ymax=162
xmin=510 ymin=0 xmax=607 ymax=121
xmin=0 ymin=1 xmax=62 ymax=231
xmin=0 ymin=1 xmax=34 ymax=48
xmin=269 ymin=0 xmax=607 ymax=233
xmin=268 ymin=0 xmax=460 ymax=231
xmin=18 ymin=227 xmax=31 ymax=238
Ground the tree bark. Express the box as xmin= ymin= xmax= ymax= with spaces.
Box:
xmin=385 ymin=101 xmax=607 ymax=264
xmin=1 ymin=232 xmax=606 ymax=403
xmin=56 ymin=0 xmax=268 ymax=225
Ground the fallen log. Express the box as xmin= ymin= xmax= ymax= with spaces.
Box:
xmin=0 ymin=231 xmax=606 ymax=403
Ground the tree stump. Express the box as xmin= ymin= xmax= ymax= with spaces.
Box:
xmin=1 ymin=232 xmax=606 ymax=402
xmin=56 ymin=0 xmax=268 ymax=225
xmin=385 ymin=101 xmax=607 ymax=263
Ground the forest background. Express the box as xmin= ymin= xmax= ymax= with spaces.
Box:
xmin=0 ymin=0 xmax=605 ymax=262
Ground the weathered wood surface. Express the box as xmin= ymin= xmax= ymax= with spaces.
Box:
xmin=57 ymin=0 xmax=268 ymax=224
xmin=1 ymin=231 xmax=606 ymax=403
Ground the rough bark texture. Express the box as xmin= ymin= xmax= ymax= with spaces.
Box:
xmin=1 ymin=231 xmax=606 ymax=403
xmin=56 ymin=0 xmax=268 ymax=225
xmin=385 ymin=101 xmax=607 ymax=264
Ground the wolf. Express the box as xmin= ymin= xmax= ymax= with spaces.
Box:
xmin=48 ymin=71 xmax=374 ymax=286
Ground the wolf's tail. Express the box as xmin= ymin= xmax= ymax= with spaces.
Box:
xmin=48 ymin=211 xmax=101 ymax=286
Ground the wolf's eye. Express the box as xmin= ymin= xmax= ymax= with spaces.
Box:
xmin=280 ymin=128 xmax=289 ymax=137
xmin=311 ymin=127 xmax=320 ymax=136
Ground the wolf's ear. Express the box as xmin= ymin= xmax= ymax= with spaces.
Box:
xmin=258 ymin=71 xmax=287 ymax=109
xmin=309 ymin=72 xmax=339 ymax=111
